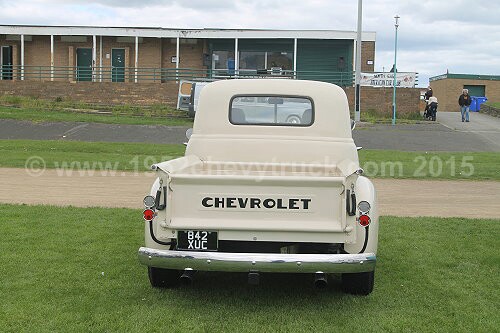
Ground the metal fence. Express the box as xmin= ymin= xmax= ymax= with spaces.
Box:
xmin=0 ymin=65 xmax=355 ymax=86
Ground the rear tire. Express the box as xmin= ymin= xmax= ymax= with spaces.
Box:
xmin=148 ymin=267 xmax=181 ymax=288
xmin=341 ymin=270 xmax=374 ymax=295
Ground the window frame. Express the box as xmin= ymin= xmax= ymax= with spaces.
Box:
xmin=228 ymin=94 xmax=315 ymax=127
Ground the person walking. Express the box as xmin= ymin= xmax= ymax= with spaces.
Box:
xmin=458 ymin=89 xmax=472 ymax=122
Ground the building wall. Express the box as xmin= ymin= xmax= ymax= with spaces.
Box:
xmin=345 ymin=86 xmax=420 ymax=116
xmin=430 ymin=78 xmax=500 ymax=112
xmin=361 ymin=41 xmax=375 ymax=72
xmin=1 ymin=80 xmax=419 ymax=115
xmin=161 ymin=38 xmax=207 ymax=79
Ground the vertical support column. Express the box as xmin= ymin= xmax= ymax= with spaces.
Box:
xmin=99 ymin=36 xmax=103 ymax=82
xmin=20 ymin=34 xmax=25 ymax=80
xmin=92 ymin=35 xmax=97 ymax=82
xmin=50 ymin=35 xmax=54 ymax=81
xmin=293 ymin=38 xmax=297 ymax=79
xmin=176 ymin=37 xmax=180 ymax=82
xmin=234 ymin=38 xmax=239 ymax=77
xmin=134 ymin=36 xmax=139 ymax=83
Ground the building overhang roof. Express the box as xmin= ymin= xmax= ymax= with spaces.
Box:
xmin=0 ymin=25 xmax=376 ymax=41
xmin=430 ymin=73 xmax=500 ymax=82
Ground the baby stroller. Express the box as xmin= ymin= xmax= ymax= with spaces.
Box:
xmin=424 ymin=96 xmax=438 ymax=121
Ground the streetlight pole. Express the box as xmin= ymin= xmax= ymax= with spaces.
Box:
xmin=354 ymin=0 xmax=363 ymax=122
xmin=392 ymin=15 xmax=400 ymax=126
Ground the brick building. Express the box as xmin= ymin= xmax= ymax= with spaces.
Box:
xmin=0 ymin=25 xmax=419 ymax=115
xmin=0 ymin=25 xmax=376 ymax=83
xmin=429 ymin=73 xmax=500 ymax=112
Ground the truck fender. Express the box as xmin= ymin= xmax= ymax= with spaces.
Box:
xmin=144 ymin=177 xmax=171 ymax=249
xmin=343 ymin=176 xmax=378 ymax=255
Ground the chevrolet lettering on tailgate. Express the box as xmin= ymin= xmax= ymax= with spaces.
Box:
xmin=138 ymin=79 xmax=379 ymax=295
xmin=201 ymin=196 xmax=312 ymax=210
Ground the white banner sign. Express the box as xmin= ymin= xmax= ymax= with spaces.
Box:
xmin=360 ymin=72 xmax=417 ymax=88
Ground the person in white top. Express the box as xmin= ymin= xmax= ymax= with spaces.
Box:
xmin=426 ymin=96 xmax=438 ymax=121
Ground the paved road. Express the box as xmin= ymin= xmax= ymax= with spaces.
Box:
xmin=436 ymin=111 xmax=500 ymax=151
xmin=0 ymin=111 xmax=499 ymax=151
xmin=354 ymin=111 xmax=500 ymax=152
xmin=0 ymin=119 xmax=188 ymax=144
xmin=1 ymin=167 xmax=499 ymax=219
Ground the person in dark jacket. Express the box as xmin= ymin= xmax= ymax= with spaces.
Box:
xmin=458 ymin=89 xmax=472 ymax=122
xmin=424 ymin=86 xmax=433 ymax=101
xmin=423 ymin=86 xmax=433 ymax=117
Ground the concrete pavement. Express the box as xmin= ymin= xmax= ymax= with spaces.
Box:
xmin=437 ymin=111 xmax=500 ymax=151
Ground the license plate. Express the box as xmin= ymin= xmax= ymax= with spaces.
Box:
xmin=177 ymin=230 xmax=218 ymax=251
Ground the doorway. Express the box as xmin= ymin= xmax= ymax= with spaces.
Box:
xmin=76 ymin=48 xmax=92 ymax=82
xmin=112 ymin=49 xmax=125 ymax=82
xmin=1 ymin=46 xmax=13 ymax=80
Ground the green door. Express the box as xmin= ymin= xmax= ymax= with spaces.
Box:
xmin=76 ymin=48 xmax=92 ymax=82
xmin=464 ymin=85 xmax=485 ymax=97
xmin=1 ymin=46 xmax=13 ymax=80
xmin=112 ymin=49 xmax=125 ymax=82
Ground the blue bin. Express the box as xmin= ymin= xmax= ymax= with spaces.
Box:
xmin=476 ymin=96 xmax=488 ymax=111
xmin=469 ymin=97 xmax=478 ymax=112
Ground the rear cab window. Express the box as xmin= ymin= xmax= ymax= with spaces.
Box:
xmin=229 ymin=96 xmax=314 ymax=126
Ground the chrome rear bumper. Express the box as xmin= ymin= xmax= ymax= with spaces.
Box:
xmin=138 ymin=247 xmax=376 ymax=273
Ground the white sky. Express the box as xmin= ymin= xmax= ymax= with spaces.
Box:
xmin=1 ymin=0 xmax=499 ymax=87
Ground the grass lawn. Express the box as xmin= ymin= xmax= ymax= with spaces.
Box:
xmin=0 ymin=105 xmax=193 ymax=127
xmin=353 ymin=108 xmax=423 ymax=124
xmin=0 ymin=204 xmax=498 ymax=332
xmin=0 ymin=140 xmax=186 ymax=172
xmin=1 ymin=140 xmax=499 ymax=181
xmin=485 ymin=102 xmax=500 ymax=108
xmin=358 ymin=149 xmax=500 ymax=181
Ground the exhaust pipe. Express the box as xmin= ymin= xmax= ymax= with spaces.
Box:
xmin=248 ymin=271 xmax=260 ymax=286
xmin=180 ymin=268 xmax=194 ymax=285
xmin=314 ymin=272 xmax=328 ymax=289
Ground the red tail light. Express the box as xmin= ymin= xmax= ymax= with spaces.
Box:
xmin=358 ymin=214 xmax=371 ymax=227
xmin=143 ymin=209 xmax=155 ymax=221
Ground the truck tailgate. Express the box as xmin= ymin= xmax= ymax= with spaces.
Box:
xmin=167 ymin=172 xmax=346 ymax=233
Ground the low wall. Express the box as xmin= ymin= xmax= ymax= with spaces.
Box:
xmin=345 ymin=86 xmax=420 ymax=116
xmin=0 ymin=81 xmax=420 ymax=114
xmin=0 ymin=81 xmax=179 ymax=106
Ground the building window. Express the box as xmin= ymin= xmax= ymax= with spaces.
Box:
xmin=212 ymin=51 xmax=235 ymax=75
xmin=267 ymin=51 xmax=293 ymax=71
xmin=239 ymin=51 xmax=265 ymax=71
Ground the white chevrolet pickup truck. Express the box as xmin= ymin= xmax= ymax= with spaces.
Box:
xmin=139 ymin=79 xmax=378 ymax=295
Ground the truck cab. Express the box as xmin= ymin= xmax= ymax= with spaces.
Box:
xmin=139 ymin=79 xmax=378 ymax=295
